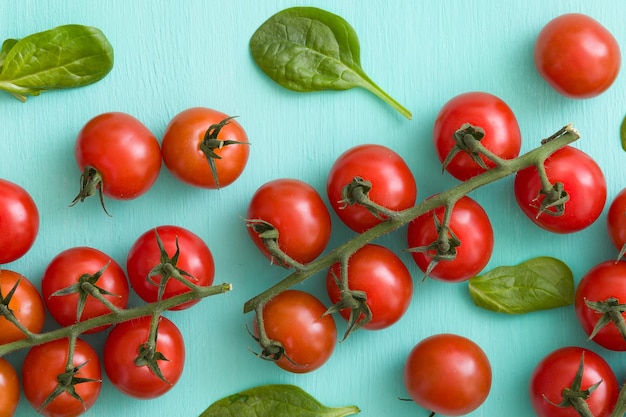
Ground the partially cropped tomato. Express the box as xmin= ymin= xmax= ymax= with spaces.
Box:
xmin=514 ymin=146 xmax=606 ymax=233
xmin=162 ymin=107 xmax=250 ymax=189
xmin=0 ymin=178 xmax=39 ymax=264
xmin=326 ymin=144 xmax=417 ymax=233
xmin=404 ymin=333 xmax=492 ymax=416
xmin=41 ymin=246 xmax=129 ymax=333
xmin=104 ymin=315 xmax=185 ymax=399
xmin=607 ymin=188 xmax=626 ymax=256
xmin=72 ymin=112 xmax=162 ymax=213
xmin=407 ymin=195 xmax=494 ymax=282
xmin=0 ymin=269 xmax=45 ymax=344
xmin=246 ymin=179 xmax=332 ymax=266
xmin=23 ymin=338 xmax=102 ymax=417
xmin=535 ymin=13 xmax=621 ymax=99
xmin=326 ymin=244 xmax=413 ymax=330
xmin=257 ymin=290 xmax=337 ymax=373
xmin=126 ymin=225 xmax=214 ymax=310
xmin=575 ymin=260 xmax=626 ymax=351
xmin=0 ymin=358 xmax=19 ymax=417
xmin=530 ymin=346 xmax=618 ymax=417
xmin=433 ymin=92 xmax=522 ymax=181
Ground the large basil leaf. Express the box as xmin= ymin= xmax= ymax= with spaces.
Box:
xmin=468 ymin=256 xmax=574 ymax=314
xmin=0 ymin=24 xmax=113 ymax=101
xmin=199 ymin=384 xmax=360 ymax=417
xmin=249 ymin=7 xmax=411 ymax=119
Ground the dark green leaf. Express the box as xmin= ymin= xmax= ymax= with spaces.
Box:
xmin=249 ymin=7 xmax=411 ymax=119
xmin=199 ymin=384 xmax=360 ymax=417
xmin=468 ymin=256 xmax=574 ymax=314
xmin=620 ymin=114 xmax=626 ymax=151
xmin=0 ymin=24 xmax=114 ymax=101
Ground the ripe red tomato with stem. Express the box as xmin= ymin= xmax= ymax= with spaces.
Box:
xmin=22 ymin=337 xmax=102 ymax=417
xmin=607 ymin=188 xmax=626 ymax=259
xmin=246 ymin=178 xmax=332 ymax=267
xmin=0 ymin=269 xmax=45 ymax=344
xmin=433 ymin=91 xmax=521 ymax=181
xmin=575 ymin=260 xmax=626 ymax=351
xmin=72 ymin=112 xmax=162 ymax=214
xmin=326 ymin=243 xmax=413 ymax=333
xmin=255 ymin=289 xmax=337 ymax=374
xmin=529 ymin=346 xmax=618 ymax=417
xmin=0 ymin=358 xmax=19 ymax=417
xmin=41 ymin=246 xmax=129 ymax=333
xmin=535 ymin=13 xmax=621 ymax=99
xmin=514 ymin=146 xmax=606 ymax=234
xmin=161 ymin=107 xmax=250 ymax=189
xmin=326 ymin=144 xmax=417 ymax=233
xmin=0 ymin=178 xmax=39 ymax=264
xmin=126 ymin=225 xmax=214 ymax=310
xmin=407 ymin=195 xmax=494 ymax=282
xmin=404 ymin=333 xmax=492 ymax=416
xmin=103 ymin=315 xmax=185 ymax=399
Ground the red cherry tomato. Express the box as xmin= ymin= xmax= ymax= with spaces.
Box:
xmin=326 ymin=144 xmax=417 ymax=233
xmin=257 ymin=289 xmax=337 ymax=373
xmin=0 ymin=179 xmax=39 ymax=264
xmin=530 ymin=346 xmax=618 ymax=417
xmin=514 ymin=146 xmax=606 ymax=234
xmin=161 ymin=107 xmax=250 ymax=189
xmin=407 ymin=195 xmax=494 ymax=282
xmin=103 ymin=315 xmax=185 ymax=399
xmin=22 ymin=338 xmax=102 ymax=417
xmin=246 ymin=179 xmax=332 ymax=266
xmin=73 ymin=112 xmax=162 ymax=212
xmin=535 ymin=13 xmax=621 ymax=99
xmin=0 ymin=269 xmax=45 ymax=344
xmin=0 ymin=358 xmax=19 ymax=417
xmin=326 ymin=244 xmax=413 ymax=330
xmin=41 ymin=246 xmax=129 ymax=333
xmin=126 ymin=225 xmax=215 ymax=310
xmin=607 ymin=188 xmax=626 ymax=256
xmin=404 ymin=333 xmax=492 ymax=416
xmin=575 ymin=260 xmax=626 ymax=351
xmin=433 ymin=92 xmax=522 ymax=181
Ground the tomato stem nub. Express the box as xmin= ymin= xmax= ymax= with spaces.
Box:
xmin=70 ymin=165 xmax=111 ymax=216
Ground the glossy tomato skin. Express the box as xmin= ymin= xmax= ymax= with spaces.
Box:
xmin=126 ymin=225 xmax=215 ymax=310
xmin=0 ymin=358 xmax=19 ymax=417
xmin=162 ymin=107 xmax=250 ymax=189
xmin=247 ymin=179 xmax=332 ymax=265
xmin=514 ymin=146 xmax=606 ymax=233
xmin=535 ymin=13 xmax=621 ymax=99
xmin=23 ymin=338 xmax=102 ymax=417
xmin=41 ymin=247 xmax=129 ymax=333
xmin=326 ymin=144 xmax=417 ymax=233
xmin=103 ymin=315 xmax=185 ymax=399
xmin=433 ymin=92 xmax=521 ymax=181
xmin=407 ymin=196 xmax=494 ymax=282
xmin=326 ymin=244 xmax=413 ymax=330
xmin=404 ymin=333 xmax=492 ymax=416
xmin=607 ymin=188 xmax=626 ymax=254
xmin=0 ymin=179 xmax=39 ymax=264
xmin=0 ymin=270 xmax=45 ymax=344
xmin=74 ymin=112 xmax=162 ymax=200
xmin=530 ymin=346 xmax=618 ymax=417
xmin=575 ymin=260 xmax=626 ymax=351
xmin=259 ymin=290 xmax=337 ymax=373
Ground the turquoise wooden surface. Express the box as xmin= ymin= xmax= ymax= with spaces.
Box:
xmin=2 ymin=1 xmax=626 ymax=416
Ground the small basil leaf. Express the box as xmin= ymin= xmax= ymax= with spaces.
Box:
xmin=0 ymin=24 xmax=113 ymax=101
xmin=468 ymin=256 xmax=574 ymax=314
xmin=620 ymin=114 xmax=626 ymax=152
xmin=199 ymin=384 xmax=360 ymax=417
xmin=249 ymin=7 xmax=411 ymax=119
xmin=0 ymin=38 xmax=18 ymax=71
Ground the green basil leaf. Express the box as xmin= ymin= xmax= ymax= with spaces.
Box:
xmin=0 ymin=24 xmax=114 ymax=101
xmin=620 ymin=114 xmax=626 ymax=152
xmin=0 ymin=38 xmax=18 ymax=71
xmin=199 ymin=384 xmax=360 ymax=417
xmin=249 ymin=7 xmax=411 ymax=119
xmin=468 ymin=256 xmax=574 ymax=314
